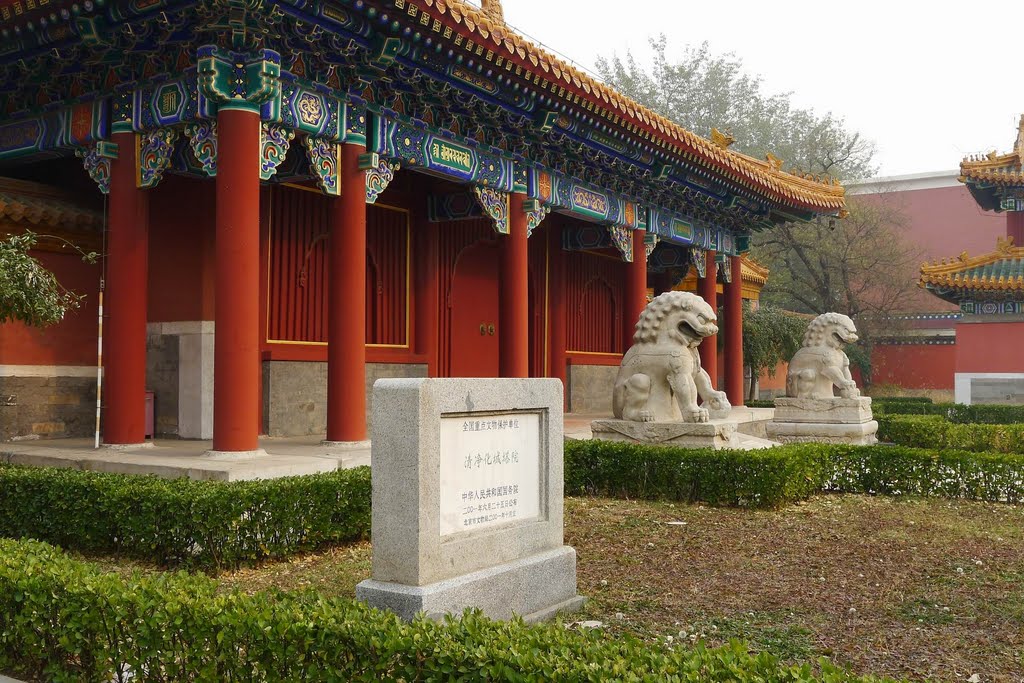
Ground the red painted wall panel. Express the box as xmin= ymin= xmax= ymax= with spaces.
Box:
xmin=565 ymin=250 xmax=625 ymax=355
xmin=956 ymin=322 xmax=1024 ymax=373
xmin=0 ymin=251 xmax=100 ymax=366
xmin=266 ymin=186 xmax=409 ymax=346
xmin=148 ymin=175 xmax=216 ymax=323
xmin=872 ymin=343 xmax=955 ymax=390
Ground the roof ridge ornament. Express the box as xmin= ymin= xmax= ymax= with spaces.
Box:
xmin=710 ymin=128 xmax=735 ymax=149
xmin=480 ymin=0 xmax=504 ymax=23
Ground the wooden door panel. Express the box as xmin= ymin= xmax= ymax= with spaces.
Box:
xmin=450 ymin=243 xmax=499 ymax=377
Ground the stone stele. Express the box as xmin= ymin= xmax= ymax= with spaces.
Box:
xmin=767 ymin=313 xmax=878 ymax=445
xmin=592 ymin=291 xmax=739 ymax=449
xmin=356 ymin=377 xmax=584 ymax=623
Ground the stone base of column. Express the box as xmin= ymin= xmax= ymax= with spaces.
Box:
xmin=321 ymin=439 xmax=372 ymax=451
xmin=201 ymin=449 xmax=269 ymax=460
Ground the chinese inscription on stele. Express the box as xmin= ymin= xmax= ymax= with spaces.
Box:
xmin=439 ymin=412 xmax=541 ymax=536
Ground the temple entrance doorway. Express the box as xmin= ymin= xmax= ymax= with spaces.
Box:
xmin=449 ymin=241 xmax=500 ymax=377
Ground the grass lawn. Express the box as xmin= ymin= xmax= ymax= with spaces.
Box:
xmin=85 ymin=494 xmax=1024 ymax=682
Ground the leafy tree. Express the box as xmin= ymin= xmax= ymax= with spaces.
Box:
xmin=0 ymin=232 xmax=95 ymax=327
xmin=741 ymin=303 xmax=806 ymax=401
xmin=597 ymin=38 xmax=920 ymax=378
xmin=754 ymin=196 xmax=923 ymax=331
xmin=595 ymin=37 xmax=876 ymax=179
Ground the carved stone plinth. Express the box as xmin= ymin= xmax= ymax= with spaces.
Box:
xmin=767 ymin=396 xmax=878 ymax=445
xmin=772 ymin=397 xmax=874 ymax=424
xmin=590 ymin=418 xmax=740 ymax=450
xmin=765 ymin=420 xmax=878 ymax=445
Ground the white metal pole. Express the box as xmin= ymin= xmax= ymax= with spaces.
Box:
xmin=94 ymin=280 xmax=104 ymax=449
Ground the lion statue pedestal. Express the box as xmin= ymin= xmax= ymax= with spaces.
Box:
xmin=590 ymin=291 xmax=742 ymax=450
xmin=766 ymin=313 xmax=878 ymax=445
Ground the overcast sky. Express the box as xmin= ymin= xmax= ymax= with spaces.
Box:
xmin=494 ymin=0 xmax=1022 ymax=179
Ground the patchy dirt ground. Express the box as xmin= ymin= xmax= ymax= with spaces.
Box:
xmin=87 ymin=495 xmax=1024 ymax=682
xmin=567 ymin=495 xmax=1024 ymax=683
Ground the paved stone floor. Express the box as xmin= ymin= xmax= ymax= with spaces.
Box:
xmin=0 ymin=408 xmax=776 ymax=481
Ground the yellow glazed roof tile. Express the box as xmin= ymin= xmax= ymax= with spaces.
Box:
xmin=960 ymin=115 xmax=1024 ymax=185
xmin=919 ymin=236 xmax=1024 ymax=292
xmin=415 ymin=0 xmax=847 ymax=214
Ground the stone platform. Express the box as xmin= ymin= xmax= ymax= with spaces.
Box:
xmin=0 ymin=436 xmax=369 ymax=481
xmin=0 ymin=409 xmax=780 ymax=480
xmin=767 ymin=397 xmax=878 ymax=445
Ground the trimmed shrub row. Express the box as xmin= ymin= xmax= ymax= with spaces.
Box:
xmin=563 ymin=439 xmax=824 ymax=507
xmin=747 ymin=396 xmax=934 ymax=410
xmin=877 ymin=414 xmax=1024 ymax=454
xmin=0 ymin=538 xmax=893 ymax=683
xmin=874 ymin=401 xmax=1024 ymax=424
xmin=745 ymin=399 xmax=775 ymax=408
xmin=870 ymin=396 xmax=933 ymax=405
xmin=564 ymin=440 xmax=1024 ymax=506
xmin=0 ymin=464 xmax=371 ymax=569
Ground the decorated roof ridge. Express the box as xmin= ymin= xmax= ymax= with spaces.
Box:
xmin=919 ymin=235 xmax=1024 ymax=292
xmin=414 ymin=0 xmax=847 ymax=214
xmin=959 ymin=114 xmax=1024 ymax=184
xmin=0 ymin=176 xmax=103 ymax=231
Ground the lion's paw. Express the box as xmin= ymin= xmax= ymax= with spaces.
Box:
xmin=639 ymin=410 xmax=654 ymax=422
xmin=687 ymin=408 xmax=709 ymax=423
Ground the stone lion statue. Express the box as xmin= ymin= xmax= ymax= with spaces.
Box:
xmin=612 ymin=291 xmax=731 ymax=423
xmin=785 ymin=312 xmax=861 ymax=399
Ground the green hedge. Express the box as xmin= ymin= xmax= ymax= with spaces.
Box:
xmin=872 ymin=401 xmax=1024 ymax=424
xmin=0 ymin=538 xmax=892 ymax=683
xmin=871 ymin=396 xmax=933 ymax=404
xmin=747 ymin=397 xmax=935 ymax=411
xmin=877 ymin=414 xmax=1024 ymax=453
xmin=565 ymin=440 xmax=1024 ymax=506
xmin=0 ymin=464 xmax=371 ymax=569
xmin=563 ymin=440 xmax=826 ymax=507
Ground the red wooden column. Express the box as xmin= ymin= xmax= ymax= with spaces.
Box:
xmin=414 ymin=208 xmax=439 ymax=377
xmin=698 ymin=250 xmax=718 ymax=384
xmin=326 ymin=143 xmax=368 ymax=443
xmin=724 ymin=255 xmax=744 ymax=406
xmin=500 ymin=192 xmax=529 ymax=377
xmin=547 ymin=220 xmax=567 ymax=405
xmin=103 ymin=128 xmax=149 ymax=445
xmin=624 ymin=228 xmax=647 ymax=350
xmin=212 ymin=106 xmax=262 ymax=452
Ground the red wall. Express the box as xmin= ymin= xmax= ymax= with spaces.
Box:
xmin=0 ymin=251 xmax=100 ymax=366
xmin=148 ymin=175 xmax=216 ymax=322
xmin=855 ymin=183 xmax=1005 ymax=313
xmin=956 ymin=321 xmax=1024 ymax=373
xmin=872 ymin=343 xmax=955 ymax=390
